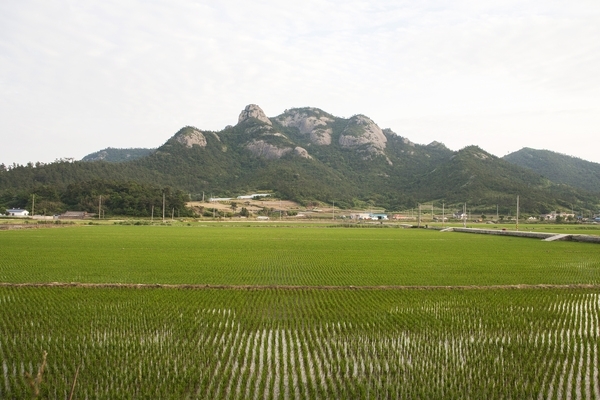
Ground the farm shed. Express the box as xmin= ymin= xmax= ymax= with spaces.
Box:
xmin=5 ymin=208 xmax=29 ymax=217
xmin=370 ymin=213 xmax=389 ymax=221
xmin=351 ymin=213 xmax=372 ymax=220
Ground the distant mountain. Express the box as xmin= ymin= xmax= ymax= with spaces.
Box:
xmin=82 ymin=147 xmax=154 ymax=162
xmin=2 ymin=105 xmax=599 ymax=215
xmin=504 ymin=148 xmax=600 ymax=194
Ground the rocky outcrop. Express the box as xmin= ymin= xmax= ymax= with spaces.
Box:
xmin=82 ymin=148 xmax=154 ymax=162
xmin=174 ymin=128 xmax=207 ymax=148
xmin=402 ymin=137 xmax=416 ymax=147
xmin=427 ymin=141 xmax=449 ymax=150
xmin=245 ymin=141 xmax=312 ymax=160
xmin=276 ymin=108 xmax=333 ymax=145
xmin=338 ymin=115 xmax=392 ymax=164
xmin=88 ymin=150 xmax=108 ymax=161
xmin=245 ymin=140 xmax=292 ymax=160
xmin=307 ymin=128 xmax=333 ymax=145
xmin=294 ymin=146 xmax=312 ymax=159
xmin=472 ymin=151 xmax=490 ymax=160
xmin=238 ymin=104 xmax=272 ymax=126
xmin=339 ymin=115 xmax=387 ymax=152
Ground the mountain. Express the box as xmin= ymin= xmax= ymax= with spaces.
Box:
xmin=130 ymin=105 xmax=459 ymax=208
xmin=414 ymin=146 xmax=594 ymax=213
xmin=82 ymin=147 xmax=155 ymax=162
xmin=1 ymin=105 xmax=599 ymax=215
xmin=504 ymin=148 xmax=600 ymax=194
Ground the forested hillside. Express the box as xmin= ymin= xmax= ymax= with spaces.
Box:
xmin=504 ymin=148 xmax=600 ymax=193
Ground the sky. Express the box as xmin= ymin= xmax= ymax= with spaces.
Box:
xmin=1 ymin=1 xmax=600 ymax=166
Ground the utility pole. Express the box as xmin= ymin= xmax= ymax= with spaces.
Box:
xmin=171 ymin=208 xmax=174 ymax=221
xmin=202 ymin=191 xmax=205 ymax=202
xmin=418 ymin=203 xmax=421 ymax=228
xmin=496 ymin=204 xmax=499 ymax=222
xmin=151 ymin=205 xmax=154 ymax=222
xmin=516 ymin=195 xmax=520 ymax=231
xmin=463 ymin=203 xmax=467 ymax=228
xmin=98 ymin=195 xmax=102 ymax=220
xmin=32 ymin=194 xmax=35 ymax=216
xmin=332 ymin=201 xmax=335 ymax=220
xmin=442 ymin=202 xmax=445 ymax=228
xmin=162 ymin=193 xmax=165 ymax=223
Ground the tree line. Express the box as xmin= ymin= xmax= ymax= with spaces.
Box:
xmin=0 ymin=179 xmax=192 ymax=217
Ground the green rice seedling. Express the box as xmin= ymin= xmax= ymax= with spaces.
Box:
xmin=1 ymin=225 xmax=599 ymax=286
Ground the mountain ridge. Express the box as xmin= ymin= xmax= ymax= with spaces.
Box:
xmin=503 ymin=148 xmax=600 ymax=193
xmin=2 ymin=104 xmax=599 ymax=215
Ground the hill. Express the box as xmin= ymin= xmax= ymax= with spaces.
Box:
xmin=82 ymin=147 xmax=155 ymax=162
xmin=1 ymin=105 xmax=598 ymax=215
xmin=504 ymin=148 xmax=600 ymax=193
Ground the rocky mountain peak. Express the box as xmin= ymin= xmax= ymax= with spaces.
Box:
xmin=427 ymin=141 xmax=448 ymax=150
xmin=238 ymin=104 xmax=272 ymax=126
xmin=174 ymin=127 xmax=207 ymax=148
xmin=275 ymin=108 xmax=334 ymax=146
xmin=339 ymin=115 xmax=387 ymax=152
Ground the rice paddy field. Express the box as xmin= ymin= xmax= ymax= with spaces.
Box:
xmin=1 ymin=224 xmax=599 ymax=398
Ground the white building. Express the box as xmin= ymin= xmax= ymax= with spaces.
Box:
xmin=370 ymin=213 xmax=389 ymax=221
xmin=237 ymin=193 xmax=271 ymax=200
xmin=6 ymin=208 xmax=29 ymax=217
xmin=351 ymin=213 xmax=372 ymax=220
xmin=540 ymin=211 xmax=575 ymax=221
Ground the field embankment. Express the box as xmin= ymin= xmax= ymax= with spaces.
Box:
xmin=446 ymin=226 xmax=600 ymax=243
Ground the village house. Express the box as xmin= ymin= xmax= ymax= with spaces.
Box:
xmin=5 ymin=208 xmax=29 ymax=217
xmin=540 ymin=211 xmax=575 ymax=221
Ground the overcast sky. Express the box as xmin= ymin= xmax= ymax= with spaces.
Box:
xmin=2 ymin=1 xmax=599 ymax=166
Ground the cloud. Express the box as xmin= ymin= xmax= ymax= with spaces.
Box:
xmin=1 ymin=0 xmax=599 ymax=164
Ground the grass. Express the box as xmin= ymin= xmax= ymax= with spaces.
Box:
xmin=0 ymin=225 xmax=599 ymax=286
